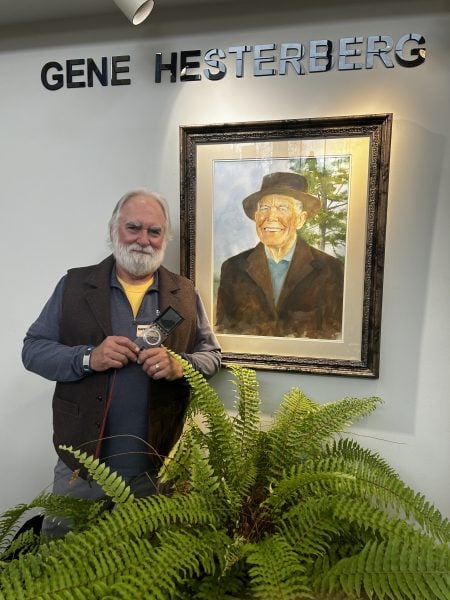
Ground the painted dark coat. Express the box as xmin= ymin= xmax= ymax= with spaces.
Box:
xmin=216 ymin=239 xmax=344 ymax=339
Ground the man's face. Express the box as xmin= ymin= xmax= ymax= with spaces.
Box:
xmin=111 ymin=194 xmax=167 ymax=277
xmin=254 ymin=194 xmax=307 ymax=254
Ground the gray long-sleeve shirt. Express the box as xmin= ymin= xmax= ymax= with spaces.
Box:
xmin=22 ymin=270 xmax=221 ymax=382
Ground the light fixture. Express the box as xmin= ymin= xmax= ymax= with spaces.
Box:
xmin=113 ymin=0 xmax=155 ymax=25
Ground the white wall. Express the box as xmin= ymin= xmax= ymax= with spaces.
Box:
xmin=0 ymin=0 xmax=449 ymax=516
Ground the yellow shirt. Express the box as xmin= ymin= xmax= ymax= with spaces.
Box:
xmin=117 ymin=275 xmax=154 ymax=318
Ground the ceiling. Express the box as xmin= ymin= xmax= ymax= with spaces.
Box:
xmin=0 ymin=0 xmax=445 ymax=30
xmin=0 ymin=0 xmax=213 ymax=27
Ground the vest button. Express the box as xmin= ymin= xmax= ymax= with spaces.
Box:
xmin=97 ymin=395 xmax=103 ymax=402
xmin=95 ymin=422 xmax=101 ymax=429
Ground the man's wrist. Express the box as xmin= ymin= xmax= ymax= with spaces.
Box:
xmin=82 ymin=346 xmax=95 ymax=374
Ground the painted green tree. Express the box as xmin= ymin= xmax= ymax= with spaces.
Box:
xmin=290 ymin=155 xmax=349 ymax=264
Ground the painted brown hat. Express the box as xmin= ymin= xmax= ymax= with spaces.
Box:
xmin=242 ymin=171 xmax=321 ymax=220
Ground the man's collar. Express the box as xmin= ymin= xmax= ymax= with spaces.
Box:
xmin=265 ymin=240 xmax=296 ymax=264
xmin=111 ymin=266 xmax=159 ymax=291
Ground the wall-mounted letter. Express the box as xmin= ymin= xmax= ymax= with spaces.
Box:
xmin=279 ymin=43 xmax=305 ymax=75
xmin=66 ymin=59 xmax=86 ymax=88
xmin=41 ymin=62 xmax=64 ymax=91
xmin=228 ymin=46 xmax=252 ymax=77
xmin=180 ymin=50 xmax=202 ymax=81
xmin=86 ymin=57 xmax=108 ymax=87
xmin=395 ymin=34 xmax=426 ymax=67
xmin=253 ymin=44 xmax=277 ymax=76
xmin=338 ymin=37 xmax=364 ymax=70
xmin=155 ymin=52 xmax=177 ymax=83
xmin=204 ymin=49 xmax=227 ymax=81
xmin=309 ymin=40 xmax=333 ymax=72
xmin=111 ymin=55 xmax=131 ymax=85
xmin=366 ymin=36 xmax=394 ymax=69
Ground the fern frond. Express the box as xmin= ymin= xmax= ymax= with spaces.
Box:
xmin=0 ymin=528 xmax=38 ymax=563
xmin=318 ymin=441 xmax=450 ymax=542
xmin=331 ymin=495 xmax=438 ymax=544
xmin=0 ymin=505 xmax=33 ymax=549
xmin=0 ymin=493 xmax=100 ymax=554
xmin=326 ymin=438 xmax=399 ymax=478
xmin=264 ymin=465 xmax=357 ymax=514
xmin=1 ymin=534 xmax=152 ymax=599
xmin=160 ymin=427 xmax=245 ymax=527
xmin=278 ymin=491 xmax=448 ymax=581
xmin=96 ymin=490 xmax=225 ymax=545
xmin=225 ymin=365 xmax=263 ymax=501
xmin=229 ymin=364 xmax=261 ymax=453
xmin=0 ymin=496 xmax=229 ymax=599
xmin=276 ymin=497 xmax=341 ymax=561
xmin=170 ymin=353 xmax=239 ymax=484
xmin=267 ymin=391 xmax=381 ymax=479
xmin=160 ymin=429 xmax=223 ymax=500
xmin=266 ymin=445 xmax=449 ymax=546
xmin=182 ymin=557 xmax=249 ymax=600
xmin=321 ymin=538 xmax=450 ymax=600
xmin=107 ymin=528 xmax=231 ymax=600
xmin=246 ymin=534 xmax=313 ymax=599
xmin=59 ymin=445 xmax=133 ymax=504
xmin=282 ymin=387 xmax=321 ymax=414
xmin=169 ymin=356 xmax=263 ymax=509
xmin=161 ymin=422 xmax=203 ymax=486
xmin=309 ymin=396 xmax=381 ymax=449
xmin=266 ymin=388 xmax=316 ymax=481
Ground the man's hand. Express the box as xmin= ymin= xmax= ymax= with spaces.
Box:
xmin=137 ymin=346 xmax=184 ymax=381
xmin=89 ymin=336 xmax=140 ymax=372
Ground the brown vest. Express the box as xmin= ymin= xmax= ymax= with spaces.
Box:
xmin=53 ymin=255 xmax=197 ymax=474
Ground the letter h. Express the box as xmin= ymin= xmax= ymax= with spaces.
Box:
xmin=155 ymin=52 xmax=178 ymax=83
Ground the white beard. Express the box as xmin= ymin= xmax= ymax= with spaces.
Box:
xmin=111 ymin=230 xmax=166 ymax=277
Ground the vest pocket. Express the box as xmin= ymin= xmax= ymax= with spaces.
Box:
xmin=53 ymin=396 xmax=79 ymax=416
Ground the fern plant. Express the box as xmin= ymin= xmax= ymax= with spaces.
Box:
xmin=0 ymin=359 xmax=449 ymax=599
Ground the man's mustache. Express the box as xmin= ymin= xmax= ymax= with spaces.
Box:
xmin=126 ymin=244 xmax=157 ymax=255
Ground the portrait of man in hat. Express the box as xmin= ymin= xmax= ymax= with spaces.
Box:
xmin=215 ymin=171 xmax=344 ymax=339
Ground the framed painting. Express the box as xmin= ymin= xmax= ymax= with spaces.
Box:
xmin=180 ymin=114 xmax=392 ymax=377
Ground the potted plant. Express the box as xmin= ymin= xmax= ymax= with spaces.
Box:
xmin=1 ymin=358 xmax=449 ymax=599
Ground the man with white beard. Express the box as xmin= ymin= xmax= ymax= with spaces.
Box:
xmin=22 ymin=189 xmax=221 ymax=536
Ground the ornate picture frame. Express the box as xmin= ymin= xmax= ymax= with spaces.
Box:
xmin=180 ymin=114 xmax=392 ymax=377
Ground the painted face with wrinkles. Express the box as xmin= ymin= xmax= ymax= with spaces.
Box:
xmin=254 ymin=194 xmax=307 ymax=259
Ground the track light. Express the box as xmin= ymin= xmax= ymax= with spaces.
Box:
xmin=113 ymin=0 xmax=155 ymax=25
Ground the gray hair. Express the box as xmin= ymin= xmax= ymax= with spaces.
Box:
xmin=109 ymin=188 xmax=172 ymax=241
